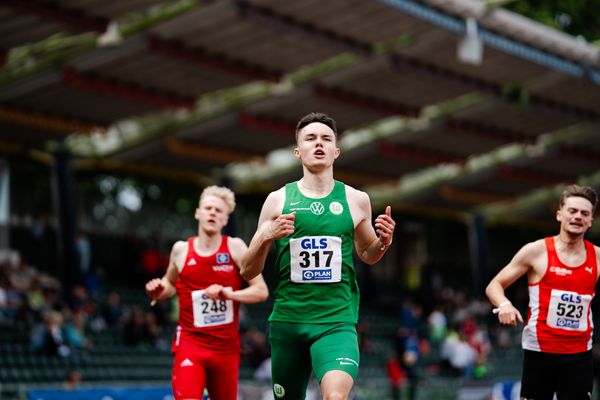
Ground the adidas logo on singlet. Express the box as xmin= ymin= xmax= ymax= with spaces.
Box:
xmin=187 ymin=259 xmax=197 ymax=266
xmin=180 ymin=359 xmax=194 ymax=367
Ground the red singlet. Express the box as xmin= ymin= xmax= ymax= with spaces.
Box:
xmin=171 ymin=235 xmax=244 ymax=400
xmin=522 ymin=237 xmax=597 ymax=354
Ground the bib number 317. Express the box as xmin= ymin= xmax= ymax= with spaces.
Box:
xmin=290 ymin=236 xmax=342 ymax=283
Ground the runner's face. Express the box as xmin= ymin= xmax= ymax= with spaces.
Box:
xmin=294 ymin=122 xmax=340 ymax=169
xmin=557 ymin=196 xmax=593 ymax=236
xmin=195 ymin=195 xmax=229 ymax=234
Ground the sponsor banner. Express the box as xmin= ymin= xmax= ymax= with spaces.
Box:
xmin=28 ymin=386 xmax=180 ymax=400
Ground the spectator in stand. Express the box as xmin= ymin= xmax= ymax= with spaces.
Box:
xmin=63 ymin=310 xmax=92 ymax=351
xmin=100 ymin=291 xmax=124 ymax=327
xmin=357 ymin=322 xmax=374 ymax=354
xmin=123 ymin=305 xmax=147 ymax=349
xmin=75 ymin=231 xmax=92 ymax=284
xmin=427 ymin=304 xmax=447 ymax=345
xmin=0 ymin=270 xmax=14 ymax=321
xmin=394 ymin=326 xmax=420 ymax=400
xmin=144 ymin=310 xmax=164 ymax=350
xmin=9 ymin=257 xmax=35 ymax=292
xmin=241 ymin=326 xmax=270 ymax=369
xmin=62 ymin=369 xmax=82 ymax=390
xmin=26 ymin=275 xmax=45 ymax=317
xmin=386 ymin=352 xmax=406 ymax=400
xmin=32 ymin=310 xmax=71 ymax=358
xmin=140 ymin=239 xmax=165 ymax=281
xmin=441 ymin=329 xmax=477 ymax=378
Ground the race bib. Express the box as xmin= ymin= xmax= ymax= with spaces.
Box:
xmin=546 ymin=289 xmax=592 ymax=331
xmin=290 ymin=236 xmax=342 ymax=283
xmin=191 ymin=288 xmax=233 ymax=328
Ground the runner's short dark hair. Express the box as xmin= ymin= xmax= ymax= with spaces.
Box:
xmin=295 ymin=112 xmax=337 ymax=142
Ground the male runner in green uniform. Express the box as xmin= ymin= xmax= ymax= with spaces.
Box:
xmin=241 ymin=112 xmax=396 ymax=400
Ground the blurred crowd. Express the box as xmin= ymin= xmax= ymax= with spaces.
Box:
xmin=0 ymin=249 xmax=172 ymax=359
xmin=2 ymin=246 xmax=531 ymax=398
xmin=359 ymin=287 xmax=526 ymax=400
xmin=0 ymin=248 xmax=270 ymax=374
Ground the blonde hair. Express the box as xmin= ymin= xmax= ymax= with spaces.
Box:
xmin=199 ymin=185 xmax=236 ymax=214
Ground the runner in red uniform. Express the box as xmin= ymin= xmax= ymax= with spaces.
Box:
xmin=486 ymin=184 xmax=599 ymax=400
xmin=145 ymin=186 xmax=269 ymax=400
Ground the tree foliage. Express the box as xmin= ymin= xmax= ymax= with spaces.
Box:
xmin=506 ymin=0 xmax=600 ymax=42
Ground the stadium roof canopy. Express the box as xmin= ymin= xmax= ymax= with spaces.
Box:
xmin=1 ymin=0 xmax=599 ymax=226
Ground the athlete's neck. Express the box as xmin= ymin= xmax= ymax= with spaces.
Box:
xmin=195 ymin=231 xmax=222 ymax=256
xmin=298 ymin=174 xmax=334 ymax=198
xmin=555 ymin=233 xmax=584 ymax=250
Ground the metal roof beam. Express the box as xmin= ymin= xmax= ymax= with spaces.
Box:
xmin=379 ymin=0 xmax=600 ymax=82
xmin=365 ymin=122 xmax=594 ymax=206
xmin=1 ymin=0 xmax=108 ymax=32
xmin=237 ymin=112 xmax=294 ymax=137
xmin=391 ymin=53 xmax=599 ymax=119
xmin=72 ymin=157 xmax=212 ymax=186
xmin=0 ymin=106 xmax=106 ymax=134
xmin=62 ymin=67 xmax=195 ymax=109
xmin=446 ymin=118 xmax=532 ymax=144
xmin=165 ymin=137 xmax=258 ymax=164
xmin=236 ymin=1 xmax=372 ymax=56
xmin=479 ymin=170 xmax=600 ymax=230
xmin=379 ymin=142 xmax=465 ymax=166
xmin=226 ymin=92 xmax=483 ymax=186
xmin=0 ymin=0 xmax=202 ymax=86
xmin=65 ymin=52 xmax=361 ymax=157
xmin=314 ymin=84 xmax=420 ymax=117
xmin=148 ymin=35 xmax=280 ymax=81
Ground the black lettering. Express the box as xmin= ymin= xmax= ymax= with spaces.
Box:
xmin=323 ymin=251 xmax=333 ymax=267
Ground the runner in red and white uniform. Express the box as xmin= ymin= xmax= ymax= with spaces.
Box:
xmin=145 ymin=186 xmax=268 ymax=400
xmin=486 ymin=184 xmax=599 ymax=400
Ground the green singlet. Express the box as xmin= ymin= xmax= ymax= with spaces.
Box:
xmin=269 ymin=180 xmax=361 ymax=400
xmin=269 ymin=180 xmax=358 ymax=324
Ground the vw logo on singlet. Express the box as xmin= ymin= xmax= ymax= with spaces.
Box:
xmin=310 ymin=202 xmax=324 ymax=215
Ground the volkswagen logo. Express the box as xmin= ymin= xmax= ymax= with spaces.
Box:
xmin=310 ymin=202 xmax=324 ymax=215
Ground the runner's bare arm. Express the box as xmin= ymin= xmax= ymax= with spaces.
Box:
xmin=350 ymin=188 xmax=395 ymax=265
xmin=240 ymin=189 xmax=292 ymax=280
xmin=486 ymin=241 xmax=543 ymax=325
xmin=225 ymin=237 xmax=269 ymax=303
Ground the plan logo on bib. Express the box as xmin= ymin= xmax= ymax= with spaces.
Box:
xmin=310 ymin=202 xmax=324 ymax=215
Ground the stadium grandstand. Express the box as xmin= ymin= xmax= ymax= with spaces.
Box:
xmin=1 ymin=0 xmax=599 ymax=399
